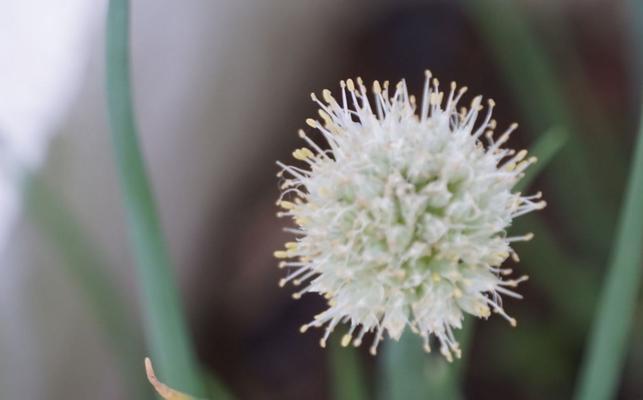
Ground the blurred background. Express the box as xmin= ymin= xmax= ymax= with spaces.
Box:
xmin=1 ymin=0 xmax=641 ymax=399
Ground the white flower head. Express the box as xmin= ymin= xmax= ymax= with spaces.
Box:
xmin=275 ymin=71 xmax=546 ymax=360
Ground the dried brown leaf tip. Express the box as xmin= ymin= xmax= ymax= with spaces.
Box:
xmin=145 ymin=357 xmax=195 ymax=400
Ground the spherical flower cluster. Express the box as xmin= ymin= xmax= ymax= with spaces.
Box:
xmin=274 ymin=71 xmax=545 ymax=360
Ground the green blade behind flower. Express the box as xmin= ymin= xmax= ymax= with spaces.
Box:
xmin=25 ymin=173 xmax=152 ymax=399
xmin=573 ymin=105 xmax=643 ymax=400
xmin=461 ymin=0 xmax=616 ymax=253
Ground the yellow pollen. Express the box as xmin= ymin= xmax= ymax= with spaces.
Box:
xmin=293 ymin=147 xmax=314 ymax=160
xmin=322 ymin=89 xmax=334 ymax=103
xmin=279 ymin=201 xmax=295 ymax=210
xmin=273 ymin=251 xmax=288 ymax=259
xmin=346 ymin=78 xmax=355 ymax=92
xmin=373 ymin=80 xmax=382 ymax=93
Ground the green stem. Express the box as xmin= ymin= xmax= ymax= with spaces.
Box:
xmin=573 ymin=105 xmax=643 ymax=400
xmin=330 ymin=338 xmax=368 ymax=400
xmin=106 ymin=0 xmax=204 ymax=395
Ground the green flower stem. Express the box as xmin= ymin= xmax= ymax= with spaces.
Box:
xmin=25 ymin=173 xmax=152 ymax=399
xmin=573 ymin=105 xmax=643 ymax=400
xmin=330 ymin=337 xmax=368 ymax=400
xmin=106 ymin=0 xmax=204 ymax=395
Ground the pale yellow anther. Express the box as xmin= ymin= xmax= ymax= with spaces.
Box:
xmin=299 ymin=325 xmax=308 ymax=333
xmin=515 ymin=149 xmax=528 ymax=162
xmin=305 ymin=118 xmax=318 ymax=128
xmin=524 ymin=233 xmax=534 ymax=241
xmin=279 ymin=201 xmax=295 ymax=210
xmin=292 ymin=292 xmax=302 ymax=300
xmin=373 ymin=80 xmax=382 ymax=93
xmin=320 ymin=338 xmax=327 ymax=348
xmin=274 ymin=251 xmax=288 ymax=259
xmin=478 ymin=305 xmax=491 ymax=318
xmin=293 ymin=147 xmax=314 ymax=161
xmin=310 ymin=92 xmax=318 ymax=101
xmin=322 ymin=89 xmax=334 ymax=103
xmin=509 ymin=318 xmax=517 ymax=327
xmin=346 ymin=78 xmax=355 ymax=91
xmin=424 ymin=69 xmax=432 ymax=79
xmin=432 ymin=272 xmax=441 ymax=282
xmin=285 ymin=242 xmax=297 ymax=250
xmin=278 ymin=279 xmax=287 ymax=288
xmin=318 ymin=109 xmax=332 ymax=125
xmin=341 ymin=334 xmax=352 ymax=347
xmin=488 ymin=98 xmax=496 ymax=107
xmin=278 ymin=261 xmax=287 ymax=269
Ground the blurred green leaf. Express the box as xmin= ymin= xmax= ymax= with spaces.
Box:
xmin=516 ymin=126 xmax=568 ymax=193
xmin=106 ymin=0 xmax=206 ymax=395
xmin=461 ymin=0 xmax=615 ymax=253
xmin=25 ymin=173 xmax=153 ymax=399
xmin=574 ymin=105 xmax=643 ymax=400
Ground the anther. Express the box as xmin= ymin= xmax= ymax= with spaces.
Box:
xmin=274 ymin=251 xmax=288 ymax=258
